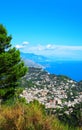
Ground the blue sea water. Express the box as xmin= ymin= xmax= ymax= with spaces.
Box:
xmin=44 ymin=61 xmax=82 ymax=82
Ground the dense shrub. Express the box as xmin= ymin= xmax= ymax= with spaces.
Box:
xmin=0 ymin=100 xmax=80 ymax=130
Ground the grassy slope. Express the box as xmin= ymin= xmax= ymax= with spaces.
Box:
xmin=0 ymin=100 xmax=82 ymax=130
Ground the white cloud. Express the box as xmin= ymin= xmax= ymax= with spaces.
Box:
xmin=22 ymin=41 xmax=29 ymax=45
xmin=37 ymin=45 xmax=45 ymax=51
xmin=46 ymin=44 xmax=52 ymax=49
xmin=23 ymin=44 xmax=82 ymax=53
xmin=15 ymin=43 xmax=82 ymax=60
xmin=15 ymin=41 xmax=29 ymax=49
xmin=56 ymin=45 xmax=82 ymax=51
xmin=15 ymin=45 xmax=24 ymax=49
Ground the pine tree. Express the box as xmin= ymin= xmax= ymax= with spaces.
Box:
xmin=0 ymin=24 xmax=27 ymax=100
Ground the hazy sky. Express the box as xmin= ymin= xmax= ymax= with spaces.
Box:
xmin=0 ymin=0 xmax=82 ymax=60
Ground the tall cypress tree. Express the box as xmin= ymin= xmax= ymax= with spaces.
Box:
xmin=0 ymin=24 xmax=27 ymax=100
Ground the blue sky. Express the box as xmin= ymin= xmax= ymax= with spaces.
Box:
xmin=0 ymin=0 xmax=82 ymax=60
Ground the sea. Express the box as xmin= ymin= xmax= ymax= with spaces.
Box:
xmin=43 ymin=61 xmax=82 ymax=82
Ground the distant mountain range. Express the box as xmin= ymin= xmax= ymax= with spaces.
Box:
xmin=20 ymin=52 xmax=50 ymax=68
xmin=20 ymin=52 xmax=49 ymax=62
xmin=23 ymin=59 xmax=43 ymax=68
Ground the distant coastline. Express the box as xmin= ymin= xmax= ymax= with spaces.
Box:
xmin=21 ymin=52 xmax=82 ymax=82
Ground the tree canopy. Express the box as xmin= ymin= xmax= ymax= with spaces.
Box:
xmin=0 ymin=24 xmax=27 ymax=100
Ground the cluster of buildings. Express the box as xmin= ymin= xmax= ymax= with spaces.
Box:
xmin=20 ymin=67 xmax=82 ymax=114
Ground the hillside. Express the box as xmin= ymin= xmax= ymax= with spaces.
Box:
xmin=20 ymin=67 xmax=82 ymax=112
xmin=20 ymin=52 xmax=49 ymax=63
xmin=1 ymin=100 xmax=81 ymax=130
